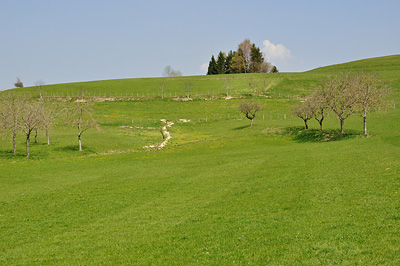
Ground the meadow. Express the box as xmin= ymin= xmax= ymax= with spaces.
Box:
xmin=0 ymin=55 xmax=399 ymax=265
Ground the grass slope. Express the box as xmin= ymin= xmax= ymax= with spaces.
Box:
xmin=1 ymin=55 xmax=399 ymax=265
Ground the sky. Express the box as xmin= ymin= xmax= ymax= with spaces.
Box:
xmin=1 ymin=0 xmax=399 ymax=90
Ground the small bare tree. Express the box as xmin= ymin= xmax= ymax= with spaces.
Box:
xmin=39 ymin=97 xmax=61 ymax=145
xmin=183 ymin=81 xmax=193 ymax=98
xmin=159 ymin=79 xmax=165 ymax=99
xmin=163 ymin=66 xmax=182 ymax=77
xmin=67 ymin=89 xmax=99 ymax=151
xmin=239 ymin=100 xmax=262 ymax=127
xmin=309 ymin=90 xmax=328 ymax=131
xmin=248 ymin=78 xmax=258 ymax=94
xmin=35 ymin=80 xmax=45 ymax=99
xmin=225 ymin=77 xmax=232 ymax=97
xmin=292 ymin=98 xmax=314 ymax=130
xmin=19 ymin=99 xmax=42 ymax=157
xmin=14 ymin=77 xmax=24 ymax=88
xmin=0 ymin=94 xmax=21 ymax=154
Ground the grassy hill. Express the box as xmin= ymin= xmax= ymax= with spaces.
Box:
xmin=0 ymin=55 xmax=399 ymax=265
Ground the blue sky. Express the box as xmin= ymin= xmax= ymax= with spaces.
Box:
xmin=1 ymin=0 xmax=399 ymax=90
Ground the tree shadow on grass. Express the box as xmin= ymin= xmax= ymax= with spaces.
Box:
xmin=233 ymin=125 xmax=250 ymax=130
xmin=283 ymin=127 xmax=359 ymax=142
xmin=55 ymin=145 xmax=94 ymax=154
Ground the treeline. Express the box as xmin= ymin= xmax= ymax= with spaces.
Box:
xmin=207 ymin=39 xmax=278 ymax=75
xmin=0 ymin=90 xmax=98 ymax=157
xmin=292 ymin=72 xmax=391 ymax=135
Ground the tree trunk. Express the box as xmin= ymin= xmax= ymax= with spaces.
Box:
xmin=46 ymin=127 xmax=50 ymax=145
xmin=78 ymin=134 xmax=82 ymax=151
xmin=26 ymin=134 xmax=30 ymax=157
xmin=13 ymin=130 xmax=17 ymax=155
xmin=250 ymin=118 xmax=253 ymax=127
xmin=319 ymin=117 xmax=324 ymax=131
xmin=363 ymin=116 xmax=367 ymax=135
xmin=340 ymin=119 xmax=345 ymax=134
xmin=304 ymin=119 xmax=309 ymax=130
xmin=35 ymin=129 xmax=38 ymax=143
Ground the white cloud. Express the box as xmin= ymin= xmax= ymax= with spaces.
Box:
xmin=199 ymin=62 xmax=208 ymax=74
xmin=262 ymin=40 xmax=292 ymax=66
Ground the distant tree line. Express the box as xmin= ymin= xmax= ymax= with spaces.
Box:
xmin=292 ymin=72 xmax=390 ymax=135
xmin=207 ymin=39 xmax=278 ymax=75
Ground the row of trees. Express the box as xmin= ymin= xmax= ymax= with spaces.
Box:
xmin=0 ymin=91 xmax=98 ymax=157
xmin=292 ymin=72 xmax=390 ymax=135
xmin=207 ymin=39 xmax=278 ymax=75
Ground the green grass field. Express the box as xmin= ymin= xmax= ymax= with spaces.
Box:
xmin=1 ymin=55 xmax=399 ymax=265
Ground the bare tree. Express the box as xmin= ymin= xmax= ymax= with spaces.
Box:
xmin=67 ymin=89 xmax=99 ymax=151
xmin=292 ymin=98 xmax=314 ymax=130
xmin=238 ymin=39 xmax=252 ymax=73
xmin=183 ymin=81 xmax=193 ymax=98
xmin=0 ymin=94 xmax=21 ymax=154
xmin=159 ymin=79 xmax=165 ymax=99
xmin=248 ymin=78 xmax=258 ymax=94
xmin=309 ymin=90 xmax=328 ymax=131
xmin=39 ymin=97 xmax=61 ymax=145
xmin=239 ymin=100 xmax=262 ymax=127
xmin=225 ymin=77 xmax=232 ymax=97
xmin=35 ymin=80 xmax=45 ymax=99
xmin=163 ymin=66 xmax=182 ymax=77
xmin=14 ymin=77 xmax=24 ymax=88
xmin=19 ymin=99 xmax=42 ymax=157
xmin=353 ymin=73 xmax=390 ymax=135
xmin=322 ymin=73 xmax=358 ymax=133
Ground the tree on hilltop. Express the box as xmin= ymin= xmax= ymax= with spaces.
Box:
xmin=14 ymin=77 xmax=23 ymax=88
xmin=163 ymin=66 xmax=182 ymax=77
xmin=207 ymin=55 xmax=218 ymax=75
xmin=216 ymin=51 xmax=226 ymax=74
xmin=207 ymin=39 xmax=274 ymax=75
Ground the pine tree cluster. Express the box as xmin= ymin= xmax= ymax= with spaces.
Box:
xmin=207 ymin=39 xmax=278 ymax=75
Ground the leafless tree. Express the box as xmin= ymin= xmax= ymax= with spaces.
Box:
xmin=353 ymin=73 xmax=390 ymax=135
xmin=322 ymin=73 xmax=358 ymax=133
xmin=183 ymin=81 xmax=193 ymax=98
xmin=238 ymin=39 xmax=252 ymax=73
xmin=39 ymin=97 xmax=61 ymax=145
xmin=239 ymin=100 xmax=262 ymax=127
xmin=66 ymin=89 xmax=99 ymax=151
xmin=35 ymin=80 xmax=45 ymax=99
xmin=19 ymin=99 xmax=42 ymax=157
xmin=309 ymin=90 xmax=329 ymax=131
xmin=14 ymin=77 xmax=24 ymax=88
xmin=248 ymin=78 xmax=258 ymax=94
xmin=0 ymin=94 xmax=21 ymax=154
xmin=292 ymin=98 xmax=314 ymax=130
xmin=163 ymin=66 xmax=182 ymax=77
xmin=159 ymin=79 xmax=165 ymax=99
xmin=225 ymin=77 xmax=232 ymax=97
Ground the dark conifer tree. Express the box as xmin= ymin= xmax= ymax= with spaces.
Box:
xmin=250 ymin=44 xmax=264 ymax=73
xmin=207 ymin=55 xmax=218 ymax=75
xmin=216 ymin=51 xmax=226 ymax=74
xmin=225 ymin=50 xmax=234 ymax=74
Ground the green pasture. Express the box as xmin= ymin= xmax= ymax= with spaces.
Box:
xmin=0 ymin=55 xmax=399 ymax=265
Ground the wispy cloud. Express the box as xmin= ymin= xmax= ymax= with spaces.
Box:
xmin=262 ymin=40 xmax=292 ymax=66
xmin=199 ymin=62 xmax=208 ymax=74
